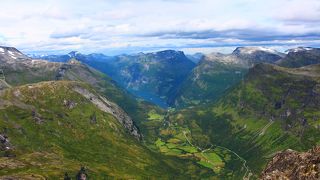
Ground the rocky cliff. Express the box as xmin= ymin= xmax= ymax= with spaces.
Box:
xmin=261 ymin=146 xmax=320 ymax=179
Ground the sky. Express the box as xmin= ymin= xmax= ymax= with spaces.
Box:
xmin=0 ymin=0 xmax=319 ymax=55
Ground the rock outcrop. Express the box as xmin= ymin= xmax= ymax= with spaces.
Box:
xmin=0 ymin=134 xmax=11 ymax=151
xmin=261 ymin=146 xmax=320 ymax=179
xmin=73 ymin=86 xmax=142 ymax=140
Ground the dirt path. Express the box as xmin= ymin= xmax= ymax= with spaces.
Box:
xmin=182 ymin=131 xmax=216 ymax=167
xmin=183 ymin=130 xmax=252 ymax=180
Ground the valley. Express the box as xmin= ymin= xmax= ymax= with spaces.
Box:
xmin=1 ymin=0 xmax=319 ymax=178
xmin=0 ymin=46 xmax=320 ymax=179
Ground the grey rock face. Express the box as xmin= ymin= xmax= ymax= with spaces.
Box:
xmin=73 ymin=86 xmax=142 ymax=140
xmin=0 ymin=134 xmax=12 ymax=151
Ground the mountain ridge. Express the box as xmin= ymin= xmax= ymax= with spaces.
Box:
xmin=276 ymin=47 xmax=320 ymax=68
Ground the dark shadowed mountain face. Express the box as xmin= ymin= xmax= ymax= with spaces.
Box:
xmin=104 ymin=50 xmax=196 ymax=107
xmin=276 ymin=47 xmax=320 ymax=68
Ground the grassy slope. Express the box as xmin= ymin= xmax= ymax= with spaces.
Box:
xmin=2 ymin=60 xmax=164 ymax=137
xmin=0 ymin=81 xmax=213 ymax=179
xmin=166 ymin=63 xmax=320 ymax=177
xmin=169 ymin=60 xmax=247 ymax=108
xmin=152 ymin=108 xmax=246 ymax=179
xmin=4 ymin=57 xmax=319 ymax=178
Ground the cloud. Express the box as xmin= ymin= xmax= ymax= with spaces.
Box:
xmin=273 ymin=0 xmax=320 ymax=23
xmin=0 ymin=0 xmax=319 ymax=55
xmin=139 ymin=28 xmax=320 ymax=42
xmin=50 ymin=32 xmax=84 ymax=39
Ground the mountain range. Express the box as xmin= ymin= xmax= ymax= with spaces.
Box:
xmin=1 ymin=45 xmax=320 ymax=178
xmin=37 ymin=47 xmax=287 ymax=108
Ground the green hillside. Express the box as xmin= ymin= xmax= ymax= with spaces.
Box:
xmin=0 ymin=81 xmax=213 ymax=179
xmin=165 ymin=63 xmax=320 ymax=177
xmin=1 ymin=58 xmax=165 ymax=138
xmin=1 ymin=47 xmax=320 ymax=178
xmin=169 ymin=59 xmax=247 ymax=107
xmin=168 ymin=47 xmax=282 ymax=108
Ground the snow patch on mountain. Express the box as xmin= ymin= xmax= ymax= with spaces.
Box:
xmin=286 ymin=47 xmax=314 ymax=53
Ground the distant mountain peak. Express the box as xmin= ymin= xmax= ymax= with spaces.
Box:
xmin=232 ymin=46 xmax=279 ymax=55
xmin=286 ymin=47 xmax=315 ymax=53
xmin=68 ymin=51 xmax=81 ymax=58
xmin=0 ymin=46 xmax=30 ymax=63
xmin=154 ymin=50 xmax=185 ymax=57
xmin=0 ymin=46 xmax=20 ymax=52
xmin=0 ymin=46 xmax=25 ymax=56
xmin=277 ymin=47 xmax=320 ymax=68
xmin=143 ymin=50 xmax=192 ymax=63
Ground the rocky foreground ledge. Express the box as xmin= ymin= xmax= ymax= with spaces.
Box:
xmin=261 ymin=146 xmax=320 ymax=179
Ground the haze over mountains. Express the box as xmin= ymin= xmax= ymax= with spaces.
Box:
xmin=1 ymin=45 xmax=320 ymax=179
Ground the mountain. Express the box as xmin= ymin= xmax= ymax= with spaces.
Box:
xmin=104 ymin=50 xmax=195 ymax=106
xmin=1 ymin=46 xmax=188 ymax=145
xmin=186 ymin=52 xmax=204 ymax=64
xmin=164 ymin=63 xmax=320 ymax=178
xmin=168 ymin=47 xmax=283 ymax=107
xmin=208 ymin=63 xmax=320 ymax=168
xmin=168 ymin=53 xmax=248 ymax=107
xmin=261 ymin=146 xmax=320 ymax=179
xmin=1 ymin=47 xmax=171 ymax=143
xmin=232 ymin=47 xmax=284 ymax=66
xmin=39 ymin=50 xmax=195 ymax=107
xmin=276 ymin=47 xmax=320 ymax=68
xmin=0 ymin=81 xmax=212 ymax=178
xmin=38 ymin=47 xmax=283 ymax=108
xmin=0 ymin=46 xmax=30 ymax=62
xmin=0 ymin=46 xmax=146 ymax=139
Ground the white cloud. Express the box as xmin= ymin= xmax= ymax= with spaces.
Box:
xmin=273 ymin=0 xmax=320 ymax=23
xmin=0 ymin=0 xmax=319 ymax=55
